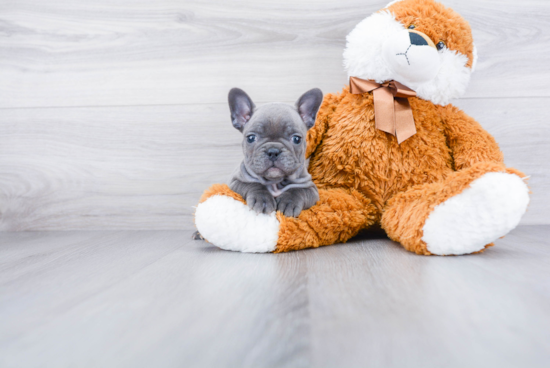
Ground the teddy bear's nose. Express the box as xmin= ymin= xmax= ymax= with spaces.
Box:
xmin=409 ymin=32 xmax=428 ymax=46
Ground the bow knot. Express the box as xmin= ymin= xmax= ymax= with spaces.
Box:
xmin=349 ymin=76 xmax=417 ymax=144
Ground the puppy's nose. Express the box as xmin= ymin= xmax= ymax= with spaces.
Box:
xmin=409 ymin=32 xmax=428 ymax=46
xmin=267 ymin=148 xmax=281 ymax=161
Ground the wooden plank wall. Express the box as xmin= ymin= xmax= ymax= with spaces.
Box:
xmin=0 ymin=0 xmax=548 ymax=230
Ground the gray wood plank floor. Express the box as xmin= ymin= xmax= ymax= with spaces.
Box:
xmin=1 ymin=226 xmax=549 ymax=368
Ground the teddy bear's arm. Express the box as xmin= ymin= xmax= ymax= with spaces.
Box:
xmin=306 ymin=91 xmax=344 ymax=158
xmin=439 ymin=104 xmax=504 ymax=170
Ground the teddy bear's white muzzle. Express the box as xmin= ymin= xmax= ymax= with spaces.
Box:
xmin=382 ymin=30 xmax=441 ymax=85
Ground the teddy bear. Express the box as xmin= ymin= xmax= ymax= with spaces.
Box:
xmin=194 ymin=0 xmax=530 ymax=255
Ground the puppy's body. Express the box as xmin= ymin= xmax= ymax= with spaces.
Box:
xmin=231 ymin=159 xmax=318 ymax=218
xmin=228 ymin=90 xmax=323 ymax=217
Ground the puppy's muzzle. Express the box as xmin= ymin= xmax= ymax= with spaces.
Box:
xmin=267 ymin=148 xmax=281 ymax=162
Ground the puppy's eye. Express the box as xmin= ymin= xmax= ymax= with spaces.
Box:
xmin=247 ymin=134 xmax=256 ymax=143
xmin=436 ymin=41 xmax=446 ymax=51
xmin=292 ymin=135 xmax=302 ymax=144
xmin=408 ymin=24 xmax=416 ymax=29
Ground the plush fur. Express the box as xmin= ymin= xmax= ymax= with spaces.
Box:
xmin=422 ymin=172 xmax=529 ymax=255
xmin=344 ymin=0 xmax=477 ymax=105
xmin=194 ymin=0 xmax=529 ymax=255
xmin=196 ymin=184 xmax=279 ymax=253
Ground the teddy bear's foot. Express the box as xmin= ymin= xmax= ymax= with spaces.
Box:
xmin=382 ymin=163 xmax=530 ymax=256
xmin=195 ymin=184 xmax=377 ymax=253
xmin=422 ymin=172 xmax=529 ymax=255
xmin=195 ymin=188 xmax=280 ymax=253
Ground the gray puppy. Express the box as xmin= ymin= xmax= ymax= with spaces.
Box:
xmin=228 ymin=87 xmax=322 ymax=218
xmin=192 ymin=88 xmax=323 ymax=240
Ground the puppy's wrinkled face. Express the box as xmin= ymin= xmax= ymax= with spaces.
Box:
xmin=228 ymin=88 xmax=323 ymax=182
xmin=242 ymin=104 xmax=307 ymax=181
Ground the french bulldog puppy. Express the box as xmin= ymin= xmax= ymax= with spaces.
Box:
xmin=229 ymin=87 xmax=322 ymax=218
xmin=192 ymin=87 xmax=323 ymax=241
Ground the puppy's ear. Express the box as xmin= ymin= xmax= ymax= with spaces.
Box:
xmin=228 ymin=88 xmax=255 ymax=132
xmin=296 ymin=88 xmax=323 ymax=130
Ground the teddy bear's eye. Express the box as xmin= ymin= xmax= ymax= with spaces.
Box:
xmin=436 ymin=41 xmax=446 ymax=51
xmin=408 ymin=24 xmax=416 ymax=29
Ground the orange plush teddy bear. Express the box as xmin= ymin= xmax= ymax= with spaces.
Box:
xmin=195 ymin=0 xmax=530 ymax=255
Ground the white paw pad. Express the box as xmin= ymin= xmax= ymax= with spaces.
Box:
xmin=422 ymin=172 xmax=529 ymax=255
xmin=194 ymin=195 xmax=280 ymax=253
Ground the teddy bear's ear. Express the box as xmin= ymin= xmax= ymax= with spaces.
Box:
xmin=228 ymin=88 xmax=255 ymax=132
xmin=296 ymin=88 xmax=323 ymax=130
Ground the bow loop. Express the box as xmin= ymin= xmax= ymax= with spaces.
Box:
xmin=387 ymin=80 xmax=416 ymax=99
xmin=349 ymin=76 xmax=417 ymax=144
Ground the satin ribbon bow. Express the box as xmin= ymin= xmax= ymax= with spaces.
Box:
xmin=349 ymin=76 xmax=417 ymax=144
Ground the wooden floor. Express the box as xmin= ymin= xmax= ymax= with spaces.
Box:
xmin=1 ymin=225 xmax=549 ymax=368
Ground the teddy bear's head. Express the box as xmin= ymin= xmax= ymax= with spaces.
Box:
xmin=344 ymin=0 xmax=477 ymax=105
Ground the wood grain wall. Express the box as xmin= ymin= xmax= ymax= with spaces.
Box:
xmin=0 ymin=0 xmax=548 ymax=230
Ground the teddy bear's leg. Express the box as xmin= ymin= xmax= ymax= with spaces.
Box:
xmin=195 ymin=184 xmax=377 ymax=253
xmin=275 ymin=186 xmax=377 ymax=252
xmin=381 ymin=162 xmax=530 ymax=255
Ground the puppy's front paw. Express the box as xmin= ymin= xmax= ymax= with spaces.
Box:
xmin=246 ymin=190 xmax=277 ymax=214
xmin=276 ymin=193 xmax=305 ymax=218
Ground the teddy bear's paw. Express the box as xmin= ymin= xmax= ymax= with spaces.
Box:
xmin=195 ymin=195 xmax=280 ymax=253
xmin=422 ymin=172 xmax=529 ymax=255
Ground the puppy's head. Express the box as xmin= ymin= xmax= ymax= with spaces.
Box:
xmin=228 ymin=88 xmax=323 ymax=181
xmin=344 ymin=0 xmax=477 ymax=105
